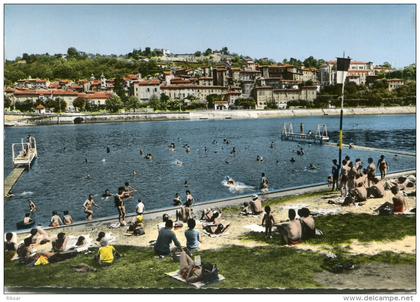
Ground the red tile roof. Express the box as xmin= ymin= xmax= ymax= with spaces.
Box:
xmin=134 ymin=80 xmax=161 ymax=86
xmin=78 ymin=92 xmax=113 ymax=100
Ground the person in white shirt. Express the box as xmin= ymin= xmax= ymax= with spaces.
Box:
xmin=136 ymin=199 xmax=145 ymax=215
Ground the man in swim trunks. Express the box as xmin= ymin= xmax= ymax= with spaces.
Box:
xmin=83 ymin=194 xmax=98 ymax=221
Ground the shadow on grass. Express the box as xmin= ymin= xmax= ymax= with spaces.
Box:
xmin=4 ymin=243 xmax=416 ymax=292
xmin=240 ymin=213 xmax=416 ymax=246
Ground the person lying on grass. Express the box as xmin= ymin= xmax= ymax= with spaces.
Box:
xmin=200 ymin=208 xmax=221 ymax=223
xmin=179 ymin=249 xmax=202 ymax=283
xmin=96 ymin=240 xmax=121 ymax=266
xmin=202 ymin=213 xmax=231 ymax=235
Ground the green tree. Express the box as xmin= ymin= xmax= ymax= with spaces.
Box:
xmin=265 ymin=100 xmax=278 ymax=109
xmin=15 ymin=99 xmax=34 ymax=112
xmin=204 ymin=48 xmax=213 ymax=56
xmin=73 ymin=97 xmax=86 ymax=112
xmin=235 ymin=98 xmax=256 ymax=109
xmin=194 ymin=51 xmax=202 ymax=57
xmin=113 ymin=76 xmax=127 ymax=101
xmin=221 ymin=47 xmax=229 ymax=55
xmin=125 ymin=96 xmax=141 ymax=112
xmin=67 ymin=47 xmax=79 ymax=59
xmin=4 ymin=95 xmax=12 ymax=109
xmin=206 ymin=94 xmax=223 ymax=109
xmin=105 ymin=96 xmax=124 ymax=112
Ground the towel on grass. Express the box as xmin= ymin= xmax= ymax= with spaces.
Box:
xmin=165 ymin=270 xmax=225 ymax=288
xmin=244 ymin=224 xmax=266 ymax=233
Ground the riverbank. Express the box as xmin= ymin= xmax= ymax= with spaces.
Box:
xmin=4 ymin=106 xmax=416 ymax=126
xmin=5 ymin=171 xmax=416 ymax=292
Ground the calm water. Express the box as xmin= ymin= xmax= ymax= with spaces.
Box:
xmin=4 ymin=114 xmax=416 ymax=231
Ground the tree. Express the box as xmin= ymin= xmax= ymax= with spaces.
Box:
xmin=15 ymin=99 xmax=34 ymax=112
xmin=206 ymin=94 xmax=223 ymax=109
xmin=204 ymin=48 xmax=213 ymax=56
xmin=113 ymin=76 xmax=127 ymax=102
xmin=105 ymin=96 xmax=124 ymax=112
xmin=265 ymin=100 xmax=278 ymax=109
xmin=221 ymin=47 xmax=229 ymax=55
xmin=45 ymin=97 xmax=67 ymax=112
xmin=4 ymin=96 xmax=12 ymax=109
xmin=73 ymin=97 xmax=86 ymax=112
xmin=125 ymin=96 xmax=141 ymax=112
xmin=67 ymin=47 xmax=79 ymax=59
xmin=235 ymin=98 xmax=256 ymax=109
xmin=144 ymin=47 xmax=151 ymax=57
xmin=194 ymin=51 xmax=202 ymax=57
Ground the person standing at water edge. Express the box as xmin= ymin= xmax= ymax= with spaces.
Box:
xmin=50 ymin=211 xmax=63 ymax=227
xmin=115 ymin=187 xmax=127 ymax=225
xmin=136 ymin=199 xmax=145 ymax=215
xmin=185 ymin=190 xmax=194 ymax=207
xmin=377 ymin=155 xmax=389 ymax=179
xmin=331 ymin=160 xmax=340 ymax=191
xmin=260 ymin=173 xmax=269 ymax=191
xmin=340 ymin=159 xmax=349 ymax=197
xmin=83 ymin=194 xmax=99 ymax=221
xmin=366 ymin=158 xmax=376 ymax=187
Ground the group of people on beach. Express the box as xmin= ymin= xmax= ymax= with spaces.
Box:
xmin=329 ymin=154 xmax=412 ymax=213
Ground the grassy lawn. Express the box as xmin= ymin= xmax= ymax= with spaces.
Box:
xmin=5 ymin=244 xmax=415 ymax=292
xmin=241 ymin=213 xmax=415 ymax=246
xmin=5 ymin=212 xmax=416 ymax=292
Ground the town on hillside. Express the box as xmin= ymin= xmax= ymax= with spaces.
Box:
xmin=4 ymin=48 xmax=415 ymax=114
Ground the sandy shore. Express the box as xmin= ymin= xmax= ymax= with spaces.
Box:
xmin=22 ymin=174 xmax=416 ymax=258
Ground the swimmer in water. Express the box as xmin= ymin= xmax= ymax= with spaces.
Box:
xmin=231 ymin=147 xmax=236 ymax=154
xmin=225 ymin=176 xmax=236 ymax=186
xmin=85 ymin=158 xmax=88 ymax=164
xmin=132 ymin=170 xmax=138 ymax=176
xmin=139 ymin=149 xmax=144 ymax=156
xmin=175 ymin=160 xmax=183 ymax=166
xmin=270 ymin=142 xmax=274 ymax=149
xmin=102 ymin=189 xmax=113 ymax=198
xmin=204 ymin=146 xmax=208 ymax=153
xmin=184 ymin=180 xmax=189 ymax=187
xmin=106 ymin=146 xmax=110 ymax=153
xmin=290 ymin=157 xmax=296 ymax=163
xmin=28 ymin=199 xmax=39 ymax=214
xmin=308 ymin=163 xmax=317 ymax=170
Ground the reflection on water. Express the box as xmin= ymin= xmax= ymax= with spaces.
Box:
xmin=4 ymin=114 xmax=416 ymax=230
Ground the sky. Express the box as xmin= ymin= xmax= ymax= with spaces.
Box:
xmin=4 ymin=4 xmax=416 ymax=67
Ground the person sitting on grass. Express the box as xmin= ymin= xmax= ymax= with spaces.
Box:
xmin=299 ymin=208 xmax=316 ymax=241
xmin=249 ymin=194 xmax=263 ymax=215
xmin=391 ymin=186 xmax=407 ymax=213
xmin=5 ymin=232 xmax=17 ymax=253
xmin=261 ymin=205 xmax=275 ymax=239
xmin=278 ymin=209 xmax=302 ymax=245
xmin=52 ymin=232 xmax=68 ymax=253
xmin=29 ymin=227 xmax=50 ymax=245
xmin=127 ymin=214 xmax=145 ymax=236
xmin=185 ymin=219 xmax=201 ymax=252
xmin=368 ymin=178 xmax=385 ymax=198
xmin=200 ymin=208 xmax=221 ymax=223
xmin=179 ymin=249 xmax=203 ymax=283
xmin=176 ymin=205 xmax=193 ymax=223
xmin=96 ymin=240 xmax=121 ymax=266
xmin=154 ymin=219 xmax=182 ymax=257
xmin=17 ymin=237 xmax=38 ymax=264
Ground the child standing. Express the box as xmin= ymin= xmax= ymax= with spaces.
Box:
xmin=262 ymin=206 xmax=275 ymax=238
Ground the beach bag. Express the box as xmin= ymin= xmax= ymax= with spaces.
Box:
xmin=133 ymin=227 xmax=145 ymax=236
xmin=202 ymin=262 xmax=219 ymax=283
xmin=379 ymin=204 xmax=394 ymax=216
xmin=34 ymin=255 xmax=49 ymax=266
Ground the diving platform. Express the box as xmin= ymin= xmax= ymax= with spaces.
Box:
xmin=4 ymin=136 xmax=38 ymax=197
xmin=281 ymin=123 xmax=329 ymax=144
xmin=4 ymin=167 xmax=26 ymax=197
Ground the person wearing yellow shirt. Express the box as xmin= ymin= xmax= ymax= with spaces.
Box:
xmin=97 ymin=240 xmax=121 ymax=266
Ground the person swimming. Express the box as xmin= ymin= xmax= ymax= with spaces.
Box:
xmin=106 ymin=146 xmax=110 ymax=153
xmin=256 ymin=155 xmax=264 ymax=162
xmin=184 ymin=180 xmax=189 ymax=187
xmin=145 ymin=153 xmax=153 ymax=160
xmin=308 ymin=163 xmax=317 ymax=170
xmin=102 ymin=189 xmax=113 ymax=198
xmin=290 ymin=157 xmax=296 ymax=163
xmin=225 ymin=176 xmax=236 ymax=186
